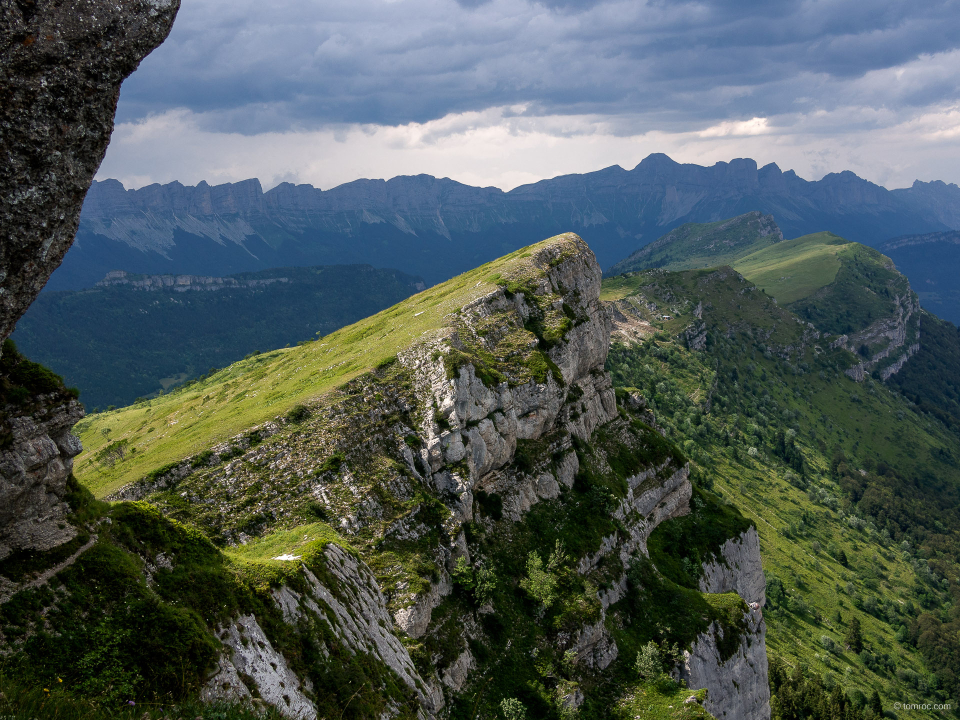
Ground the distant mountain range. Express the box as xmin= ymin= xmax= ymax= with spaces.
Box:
xmin=49 ymin=153 xmax=960 ymax=291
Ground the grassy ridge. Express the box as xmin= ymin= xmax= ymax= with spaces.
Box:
xmin=603 ymin=269 xmax=960 ymax=715
xmin=731 ymin=232 xmax=849 ymax=305
xmin=607 ymin=212 xmax=782 ymax=275
xmin=73 ymin=236 xmax=575 ymax=497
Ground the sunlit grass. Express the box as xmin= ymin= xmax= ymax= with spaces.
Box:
xmin=74 ymin=234 xmax=578 ymax=498
xmin=732 ymin=232 xmax=849 ymax=304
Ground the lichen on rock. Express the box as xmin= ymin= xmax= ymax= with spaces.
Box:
xmin=0 ymin=0 xmax=180 ymax=345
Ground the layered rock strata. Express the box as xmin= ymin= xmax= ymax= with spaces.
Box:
xmin=0 ymin=393 xmax=84 ymax=558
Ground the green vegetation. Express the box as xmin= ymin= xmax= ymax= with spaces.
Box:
xmin=0 ymin=476 xmax=421 ymax=719
xmin=888 ymin=310 xmax=960 ymax=433
xmin=73 ymin=235 xmax=583 ymax=497
xmin=731 ymin=232 xmax=848 ymax=305
xmin=603 ymin=266 xmax=960 ymax=716
xmin=607 ymin=212 xmax=783 ymax=276
xmin=769 ymin=657 xmax=881 ymax=720
xmin=13 ymin=265 xmax=425 ymax=410
xmin=0 ymin=339 xmax=78 ymax=408
xmin=0 ymin=677 xmax=284 ymax=720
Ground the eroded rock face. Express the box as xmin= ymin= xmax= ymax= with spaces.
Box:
xmin=831 ymin=287 xmax=921 ymax=382
xmin=680 ymin=527 xmax=771 ymax=720
xmin=0 ymin=0 xmax=180 ymax=344
xmin=0 ymin=394 xmax=84 ymax=558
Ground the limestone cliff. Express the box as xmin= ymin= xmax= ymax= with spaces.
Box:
xmin=0 ymin=0 xmax=180 ymax=343
xmin=683 ymin=527 xmax=771 ymax=720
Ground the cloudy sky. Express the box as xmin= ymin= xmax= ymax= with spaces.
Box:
xmin=97 ymin=0 xmax=960 ymax=192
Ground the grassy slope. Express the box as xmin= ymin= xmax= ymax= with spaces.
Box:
xmin=607 ymin=213 xmax=782 ymax=275
xmin=603 ymin=269 xmax=960 ymax=717
xmin=731 ymin=232 xmax=849 ymax=305
xmin=73 ymin=239 xmax=570 ymax=497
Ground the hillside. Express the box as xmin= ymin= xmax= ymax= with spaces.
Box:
xmin=11 ymin=264 xmax=425 ymax=409
xmin=48 ymin=155 xmax=957 ymax=292
xmin=606 ymin=212 xmax=783 ymax=275
xmin=3 ymin=234 xmax=774 ymax=720
xmin=609 ymin=224 xmax=921 ymax=383
xmin=602 ymin=268 xmax=960 ymax=715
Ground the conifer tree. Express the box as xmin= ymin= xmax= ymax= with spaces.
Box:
xmin=845 ymin=616 xmax=864 ymax=653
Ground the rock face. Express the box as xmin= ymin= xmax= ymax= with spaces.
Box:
xmin=831 ymin=287 xmax=922 ymax=382
xmin=0 ymin=0 xmax=180 ymax=344
xmin=104 ymin=235 xmax=722 ymax=718
xmin=96 ymin=269 xmax=293 ymax=292
xmin=679 ymin=527 xmax=771 ymax=720
xmin=0 ymin=393 xmax=84 ymax=558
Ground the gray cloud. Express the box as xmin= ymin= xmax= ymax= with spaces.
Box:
xmin=116 ymin=0 xmax=960 ymax=134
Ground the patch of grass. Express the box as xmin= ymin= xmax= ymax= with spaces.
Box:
xmin=731 ymin=232 xmax=849 ymax=305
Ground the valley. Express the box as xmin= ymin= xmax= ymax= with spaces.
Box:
xmin=11 ymin=264 xmax=426 ymax=409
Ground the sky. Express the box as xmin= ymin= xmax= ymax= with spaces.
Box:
xmin=97 ymin=0 xmax=960 ymax=192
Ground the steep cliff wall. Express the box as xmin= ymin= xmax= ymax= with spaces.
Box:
xmin=0 ymin=0 xmax=180 ymax=343
xmin=682 ymin=527 xmax=771 ymax=720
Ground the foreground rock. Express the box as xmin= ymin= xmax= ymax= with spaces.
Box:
xmin=0 ymin=0 xmax=180 ymax=344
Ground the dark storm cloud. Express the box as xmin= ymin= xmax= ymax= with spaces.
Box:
xmin=116 ymin=0 xmax=960 ymax=133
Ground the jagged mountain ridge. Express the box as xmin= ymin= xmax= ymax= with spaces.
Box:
xmin=51 ymin=154 xmax=958 ymax=290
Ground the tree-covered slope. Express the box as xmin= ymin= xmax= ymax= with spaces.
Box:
xmin=603 ymin=268 xmax=960 ymax=717
xmin=887 ymin=311 xmax=960 ymax=435
xmin=12 ymin=265 xmax=425 ymax=410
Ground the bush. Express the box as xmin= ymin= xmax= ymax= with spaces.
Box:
xmin=635 ymin=641 xmax=662 ymax=679
xmin=285 ymin=404 xmax=311 ymax=424
xmin=501 ymin=697 xmax=527 ymax=720
xmin=452 ymin=556 xmax=497 ymax=606
xmin=519 ymin=545 xmax=563 ymax=609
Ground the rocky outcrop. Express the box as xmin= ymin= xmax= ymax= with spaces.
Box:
xmin=679 ymin=527 xmax=771 ymax=720
xmin=831 ymin=287 xmax=921 ymax=382
xmin=400 ymin=235 xmax=617 ymax=528
xmin=0 ymin=394 xmax=84 ymax=558
xmin=203 ymin=613 xmax=315 ymax=720
xmin=0 ymin=0 xmax=180 ymax=343
xmin=206 ymin=543 xmax=441 ymax=720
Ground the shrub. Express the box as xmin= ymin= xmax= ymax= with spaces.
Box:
xmin=519 ymin=541 xmax=566 ymax=609
xmin=501 ymin=698 xmax=527 ymax=720
xmin=635 ymin=641 xmax=662 ymax=679
xmin=452 ymin=556 xmax=497 ymax=606
xmin=285 ymin=404 xmax=311 ymax=424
